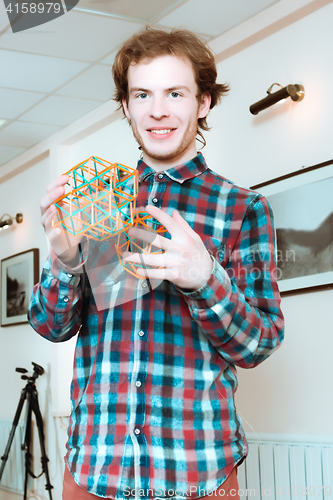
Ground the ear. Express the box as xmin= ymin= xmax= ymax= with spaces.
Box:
xmin=122 ymin=96 xmax=131 ymax=121
xmin=198 ymin=93 xmax=211 ymax=119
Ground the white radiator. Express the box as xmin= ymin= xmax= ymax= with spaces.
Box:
xmin=0 ymin=419 xmax=24 ymax=494
xmin=238 ymin=435 xmax=333 ymax=500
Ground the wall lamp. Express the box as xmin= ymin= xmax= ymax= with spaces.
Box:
xmin=249 ymin=83 xmax=305 ymax=115
xmin=0 ymin=213 xmax=23 ymax=231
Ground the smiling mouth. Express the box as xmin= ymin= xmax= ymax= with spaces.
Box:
xmin=149 ymin=129 xmax=175 ymax=135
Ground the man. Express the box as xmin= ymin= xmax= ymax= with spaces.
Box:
xmin=29 ymin=27 xmax=284 ymax=500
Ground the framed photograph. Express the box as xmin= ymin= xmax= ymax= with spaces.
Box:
xmin=1 ymin=248 xmax=39 ymax=327
xmin=251 ymin=160 xmax=333 ymax=296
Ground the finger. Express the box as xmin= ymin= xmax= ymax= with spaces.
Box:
xmin=44 ymin=206 xmax=79 ymax=256
xmin=40 ymin=185 xmax=67 ymax=216
xmin=128 ymin=226 xmax=170 ymax=250
xmin=41 ymin=204 xmax=56 ymax=229
xmin=46 ymin=175 xmax=69 ymax=194
xmin=136 ymin=267 xmax=177 ymax=282
xmin=44 ymin=206 xmax=62 ymax=240
xmin=123 ymin=252 xmax=166 ymax=268
xmin=136 ymin=267 xmax=168 ymax=281
xmin=144 ymin=205 xmax=182 ymax=238
xmin=172 ymin=209 xmax=203 ymax=242
xmin=171 ymin=209 xmax=195 ymax=234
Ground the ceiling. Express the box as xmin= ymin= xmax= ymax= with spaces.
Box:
xmin=0 ymin=0 xmax=282 ymax=167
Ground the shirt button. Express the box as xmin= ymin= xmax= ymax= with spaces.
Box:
xmin=142 ymin=281 xmax=148 ymax=288
xmin=152 ymin=198 xmax=158 ymax=204
xmin=67 ymin=273 xmax=73 ymax=278
xmin=135 ymin=380 xmax=142 ymax=388
xmin=158 ymin=173 xmax=164 ymax=179
xmin=63 ymin=296 xmax=69 ymax=303
xmin=134 ymin=428 xmax=140 ymax=435
xmin=138 ymin=330 xmax=145 ymax=337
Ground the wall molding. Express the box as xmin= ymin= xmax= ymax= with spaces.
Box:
xmin=246 ymin=432 xmax=333 ymax=446
xmin=210 ymin=0 xmax=333 ymax=63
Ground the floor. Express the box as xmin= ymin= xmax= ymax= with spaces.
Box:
xmin=0 ymin=490 xmax=22 ymax=500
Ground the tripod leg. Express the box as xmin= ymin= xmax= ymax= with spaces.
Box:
xmin=23 ymin=396 xmax=32 ymax=500
xmin=30 ymin=389 xmax=54 ymax=500
xmin=0 ymin=387 xmax=26 ymax=482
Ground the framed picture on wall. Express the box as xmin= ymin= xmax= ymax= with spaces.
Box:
xmin=1 ymin=248 xmax=39 ymax=327
xmin=251 ymin=160 xmax=333 ymax=296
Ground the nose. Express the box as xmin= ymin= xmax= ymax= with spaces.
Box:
xmin=150 ymin=96 xmax=170 ymax=120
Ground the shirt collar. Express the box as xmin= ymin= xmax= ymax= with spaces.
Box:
xmin=137 ymin=152 xmax=208 ymax=184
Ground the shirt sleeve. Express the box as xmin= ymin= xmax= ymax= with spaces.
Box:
xmin=28 ymin=249 xmax=86 ymax=342
xmin=179 ymin=195 xmax=284 ymax=369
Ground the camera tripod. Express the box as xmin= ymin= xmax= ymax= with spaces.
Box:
xmin=0 ymin=362 xmax=53 ymax=500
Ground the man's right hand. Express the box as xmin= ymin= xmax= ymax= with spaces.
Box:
xmin=40 ymin=175 xmax=84 ymax=265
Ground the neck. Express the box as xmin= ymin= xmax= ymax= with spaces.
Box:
xmin=142 ymin=145 xmax=198 ymax=172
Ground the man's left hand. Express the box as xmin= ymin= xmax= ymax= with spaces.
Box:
xmin=123 ymin=205 xmax=213 ymax=291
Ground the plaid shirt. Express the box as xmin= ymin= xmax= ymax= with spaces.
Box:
xmin=28 ymin=153 xmax=284 ymax=499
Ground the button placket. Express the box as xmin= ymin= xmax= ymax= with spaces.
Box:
xmin=148 ymin=175 xmax=166 ymax=209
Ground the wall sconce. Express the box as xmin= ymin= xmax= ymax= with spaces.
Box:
xmin=249 ymin=83 xmax=305 ymax=115
xmin=0 ymin=213 xmax=23 ymax=231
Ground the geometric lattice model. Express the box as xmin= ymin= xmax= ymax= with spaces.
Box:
xmin=115 ymin=211 xmax=168 ymax=279
xmin=53 ymin=156 xmax=138 ymax=241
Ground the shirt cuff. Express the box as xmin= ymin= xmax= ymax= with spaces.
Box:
xmin=179 ymin=257 xmax=232 ymax=310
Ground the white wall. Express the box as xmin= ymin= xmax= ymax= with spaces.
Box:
xmin=0 ymin=158 xmax=50 ymax=417
xmin=0 ymin=157 xmax=68 ymax=500
xmin=0 ymin=3 xmax=332 ymax=498
xmin=70 ymin=116 xmax=139 ymax=169
xmin=205 ymin=2 xmax=333 ymax=186
xmin=206 ymin=1 xmax=333 ymax=437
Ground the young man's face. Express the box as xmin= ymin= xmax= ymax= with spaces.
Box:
xmin=122 ymin=55 xmax=211 ymax=170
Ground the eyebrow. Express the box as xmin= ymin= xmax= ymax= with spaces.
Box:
xmin=129 ymin=86 xmax=191 ymax=94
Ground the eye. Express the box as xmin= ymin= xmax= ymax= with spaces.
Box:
xmin=137 ymin=92 xmax=148 ymax=99
xmin=170 ymin=91 xmax=181 ymax=98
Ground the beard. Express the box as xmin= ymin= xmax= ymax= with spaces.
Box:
xmin=129 ymin=116 xmax=199 ymax=163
